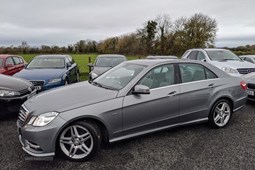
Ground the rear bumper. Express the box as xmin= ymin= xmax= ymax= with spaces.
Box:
xmin=233 ymin=95 xmax=247 ymax=112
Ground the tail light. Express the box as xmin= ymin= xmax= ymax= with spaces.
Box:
xmin=240 ymin=81 xmax=247 ymax=90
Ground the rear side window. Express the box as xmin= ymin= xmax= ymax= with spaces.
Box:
xmin=205 ymin=68 xmax=218 ymax=79
xmin=179 ymin=63 xmax=218 ymax=83
xmin=187 ymin=51 xmax=198 ymax=60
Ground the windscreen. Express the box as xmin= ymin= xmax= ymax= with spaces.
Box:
xmin=27 ymin=58 xmax=65 ymax=69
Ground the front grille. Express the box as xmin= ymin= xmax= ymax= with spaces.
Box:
xmin=248 ymin=83 xmax=255 ymax=89
xmin=30 ymin=81 xmax=44 ymax=86
xmin=237 ymin=68 xmax=255 ymax=74
xmin=19 ymin=86 xmax=35 ymax=95
xmin=18 ymin=105 xmax=29 ymax=125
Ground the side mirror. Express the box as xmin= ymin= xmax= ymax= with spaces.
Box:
xmin=66 ymin=62 xmax=72 ymax=68
xmin=5 ymin=64 xmax=14 ymax=68
xmin=87 ymin=63 xmax=93 ymax=68
xmin=132 ymin=85 xmax=150 ymax=95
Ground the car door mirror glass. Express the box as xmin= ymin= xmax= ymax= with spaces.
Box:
xmin=133 ymin=85 xmax=150 ymax=94
xmin=66 ymin=62 xmax=72 ymax=68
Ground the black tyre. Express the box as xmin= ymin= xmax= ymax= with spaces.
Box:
xmin=209 ymin=99 xmax=232 ymax=128
xmin=58 ymin=121 xmax=101 ymax=161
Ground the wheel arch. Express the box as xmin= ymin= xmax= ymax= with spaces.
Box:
xmin=54 ymin=116 xmax=110 ymax=153
xmin=209 ymin=96 xmax=234 ymax=114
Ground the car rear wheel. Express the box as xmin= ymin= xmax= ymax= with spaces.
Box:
xmin=59 ymin=121 xmax=101 ymax=161
xmin=209 ymin=99 xmax=232 ymax=128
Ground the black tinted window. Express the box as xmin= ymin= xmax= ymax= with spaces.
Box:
xmin=187 ymin=51 xmax=198 ymax=60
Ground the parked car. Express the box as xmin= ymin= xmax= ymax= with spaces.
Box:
xmin=0 ymin=55 xmax=26 ymax=76
xmin=17 ymin=59 xmax=247 ymax=161
xmin=182 ymin=49 xmax=255 ymax=76
xmin=0 ymin=74 xmax=36 ymax=113
xmin=242 ymin=72 xmax=255 ymax=101
xmin=88 ymin=54 xmax=127 ymax=80
xmin=239 ymin=55 xmax=255 ymax=64
xmin=14 ymin=55 xmax=80 ymax=92
xmin=146 ymin=55 xmax=178 ymax=59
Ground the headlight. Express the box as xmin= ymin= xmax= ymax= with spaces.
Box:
xmin=48 ymin=78 xmax=62 ymax=84
xmin=221 ymin=67 xmax=238 ymax=74
xmin=91 ymin=72 xmax=98 ymax=79
xmin=0 ymin=90 xmax=20 ymax=97
xmin=28 ymin=112 xmax=59 ymax=127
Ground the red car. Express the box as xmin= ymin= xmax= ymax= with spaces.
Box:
xmin=0 ymin=55 xmax=26 ymax=76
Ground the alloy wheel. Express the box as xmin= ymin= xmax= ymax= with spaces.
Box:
xmin=213 ymin=102 xmax=231 ymax=127
xmin=59 ymin=125 xmax=94 ymax=159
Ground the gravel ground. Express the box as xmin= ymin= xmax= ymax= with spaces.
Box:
xmin=0 ymin=102 xmax=255 ymax=170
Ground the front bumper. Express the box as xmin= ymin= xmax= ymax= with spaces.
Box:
xmin=0 ymin=90 xmax=37 ymax=112
xmin=17 ymin=115 xmax=67 ymax=157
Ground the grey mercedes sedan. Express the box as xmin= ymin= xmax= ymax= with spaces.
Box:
xmin=17 ymin=59 xmax=247 ymax=161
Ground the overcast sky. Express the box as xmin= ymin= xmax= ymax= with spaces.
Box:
xmin=0 ymin=0 xmax=254 ymax=47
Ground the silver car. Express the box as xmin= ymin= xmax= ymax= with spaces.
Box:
xmin=182 ymin=49 xmax=255 ymax=76
xmin=17 ymin=59 xmax=247 ymax=161
xmin=240 ymin=55 xmax=255 ymax=64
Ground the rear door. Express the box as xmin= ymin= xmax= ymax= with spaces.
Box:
xmin=122 ymin=64 xmax=180 ymax=136
xmin=4 ymin=57 xmax=16 ymax=75
xmin=178 ymin=63 xmax=218 ymax=122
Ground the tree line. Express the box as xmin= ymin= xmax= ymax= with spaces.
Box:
xmin=1 ymin=13 xmax=253 ymax=57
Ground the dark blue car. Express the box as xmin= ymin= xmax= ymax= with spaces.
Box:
xmin=14 ymin=55 xmax=80 ymax=92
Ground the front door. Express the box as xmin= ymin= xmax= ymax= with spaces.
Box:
xmin=122 ymin=64 xmax=180 ymax=136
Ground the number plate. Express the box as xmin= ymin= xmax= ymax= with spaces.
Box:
xmin=247 ymin=89 xmax=254 ymax=96
xmin=35 ymin=86 xmax=41 ymax=90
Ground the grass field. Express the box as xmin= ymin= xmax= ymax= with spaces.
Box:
xmin=20 ymin=54 xmax=140 ymax=81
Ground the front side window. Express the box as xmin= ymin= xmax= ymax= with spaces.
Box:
xmin=138 ymin=64 xmax=175 ymax=89
xmin=5 ymin=57 xmax=14 ymax=66
xmin=27 ymin=58 xmax=65 ymax=69
xmin=13 ymin=57 xmax=21 ymax=65
xmin=197 ymin=52 xmax=206 ymax=60
xmin=187 ymin=51 xmax=198 ymax=60
xmin=93 ymin=63 xmax=146 ymax=90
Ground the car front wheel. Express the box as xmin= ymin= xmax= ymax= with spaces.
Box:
xmin=209 ymin=99 xmax=232 ymax=128
xmin=59 ymin=121 xmax=101 ymax=161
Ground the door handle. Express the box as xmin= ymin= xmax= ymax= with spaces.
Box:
xmin=167 ymin=91 xmax=177 ymax=97
xmin=208 ymin=83 xmax=215 ymax=87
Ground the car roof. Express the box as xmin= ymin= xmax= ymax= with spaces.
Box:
xmin=0 ymin=54 xmax=20 ymax=59
xmin=240 ymin=55 xmax=255 ymax=58
xmin=146 ymin=55 xmax=178 ymax=59
xmin=97 ymin=54 xmax=126 ymax=58
xmin=126 ymin=59 xmax=208 ymax=67
xmin=188 ymin=48 xmax=229 ymax=52
xmin=35 ymin=55 xmax=70 ymax=59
